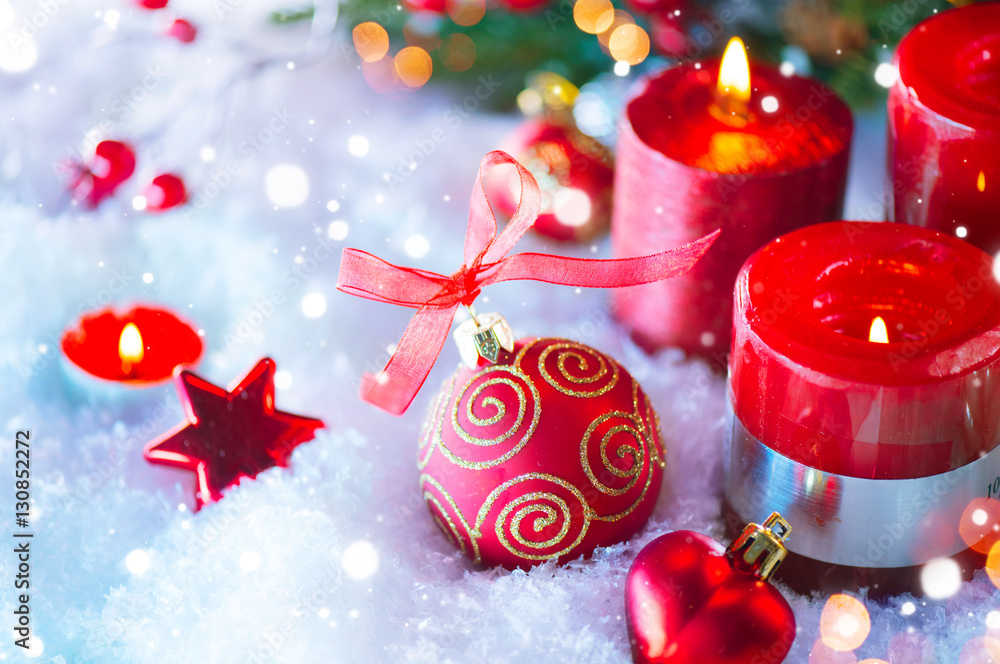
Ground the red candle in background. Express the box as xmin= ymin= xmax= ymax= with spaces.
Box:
xmin=726 ymin=221 xmax=1000 ymax=595
xmin=612 ymin=38 xmax=852 ymax=361
xmin=61 ymin=305 xmax=203 ymax=386
xmin=888 ymin=3 xmax=1000 ymax=253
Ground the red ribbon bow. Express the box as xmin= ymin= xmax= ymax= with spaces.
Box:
xmin=337 ymin=151 xmax=719 ymax=415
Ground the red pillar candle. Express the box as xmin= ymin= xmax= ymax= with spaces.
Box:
xmin=61 ymin=305 xmax=203 ymax=387
xmin=612 ymin=38 xmax=852 ymax=360
xmin=888 ymin=3 xmax=1000 ymax=254
xmin=726 ymin=221 xmax=1000 ymax=595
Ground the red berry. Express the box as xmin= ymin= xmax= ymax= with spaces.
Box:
xmin=70 ymin=140 xmax=136 ymax=208
xmin=136 ymin=0 xmax=169 ymax=9
xmin=166 ymin=18 xmax=197 ymax=43
xmin=143 ymin=173 xmax=187 ymax=211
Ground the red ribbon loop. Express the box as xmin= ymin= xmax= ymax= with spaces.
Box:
xmin=337 ymin=150 xmax=720 ymax=415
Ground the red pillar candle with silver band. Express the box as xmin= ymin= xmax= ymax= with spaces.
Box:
xmin=725 ymin=221 xmax=1000 ymax=595
xmin=612 ymin=38 xmax=852 ymax=359
xmin=888 ymin=3 xmax=1000 ymax=254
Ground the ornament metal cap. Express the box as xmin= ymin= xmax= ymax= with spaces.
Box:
xmin=453 ymin=307 xmax=515 ymax=368
xmin=725 ymin=512 xmax=792 ymax=581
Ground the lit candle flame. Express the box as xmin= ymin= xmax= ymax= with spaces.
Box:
xmin=718 ymin=37 xmax=751 ymax=111
xmin=119 ymin=323 xmax=145 ymax=367
xmin=869 ymin=316 xmax=889 ymax=344
xmin=978 ymin=171 xmax=986 ymax=192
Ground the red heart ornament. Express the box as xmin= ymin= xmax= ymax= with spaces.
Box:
xmin=625 ymin=525 xmax=796 ymax=664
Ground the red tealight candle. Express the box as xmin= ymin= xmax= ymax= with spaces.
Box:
xmin=726 ymin=221 xmax=1000 ymax=595
xmin=888 ymin=3 xmax=1000 ymax=253
xmin=612 ymin=38 xmax=852 ymax=360
xmin=61 ymin=305 xmax=203 ymax=387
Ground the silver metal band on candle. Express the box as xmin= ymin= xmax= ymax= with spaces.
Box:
xmin=724 ymin=405 xmax=1000 ymax=568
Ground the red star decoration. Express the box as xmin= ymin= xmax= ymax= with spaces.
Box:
xmin=144 ymin=358 xmax=324 ymax=509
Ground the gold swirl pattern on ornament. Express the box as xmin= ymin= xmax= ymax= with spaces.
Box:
xmin=473 ymin=472 xmax=592 ymax=562
xmin=442 ymin=365 xmax=541 ymax=470
xmin=638 ymin=385 xmax=666 ymax=469
xmin=420 ymin=474 xmax=480 ymax=563
xmin=417 ymin=376 xmax=454 ymax=471
xmin=583 ymin=379 xmax=659 ymax=523
xmin=534 ymin=340 xmax=620 ymax=398
xmin=580 ymin=415 xmax=648 ymax=497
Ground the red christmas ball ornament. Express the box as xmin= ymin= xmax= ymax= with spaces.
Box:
xmin=648 ymin=10 xmax=690 ymax=58
xmin=142 ymin=173 xmax=187 ymax=211
xmin=497 ymin=0 xmax=551 ymax=13
xmin=70 ymin=140 xmax=136 ymax=208
xmin=625 ymin=0 xmax=685 ymax=15
xmin=136 ymin=0 xmax=169 ymax=9
xmin=493 ymin=119 xmax=614 ymax=243
xmin=625 ymin=513 xmax=797 ymax=664
xmin=402 ymin=0 xmax=446 ymax=13
xmin=419 ymin=328 xmax=664 ymax=568
xmin=166 ymin=18 xmax=197 ymax=43
xmin=337 ymin=151 xmax=718 ymax=567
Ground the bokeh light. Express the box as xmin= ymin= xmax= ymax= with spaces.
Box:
xmin=363 ymin=55 xmax=399 ymax=93
xmin=274 ymin=370 xmax=293 ymax=390
xmin=921 ymin=557 xmax=963 ymax=599
xmin=441 ymin=33 xmax=476 ymax=72
xmin=342 ymin=540 xmax=379 ymax=580
xmin=874 ymin=62 xmax=897 ymax=88
xmin=859 ymin=660 xmax=889 ymax=664
xmin=265 ymin=163 xmax=310 ymax=207
xmin=348 ymin=135 xmax=370 ymax=157
xmin=820 ymin=594 xmax=871 ymax=652
xmin=960 ymin=497 xmax=1000 ymax=553
xmin=404 ymin=233 xmax=430 ymax=258
xmin=447 ymin=0 xmax=485 ymax=27
xmin=301 ymin=293 xmax=327 ymax=318
xmin=328 ymin=220 xmax=349 ymax=241
xmin=959 ymin=636 xmax=1000 ymax=664
xmin=239 ymin=550 xmax=261 ymax=571
xmin=987 ymin=540 xmax=1000 ymax=589
xmin=553 ymin=188 xmax=593 ymax=227
xmin=353 ymin=22 xmax=390 ymax=63
xmin=125 ymin=549 xmax=151 ymax=576
xmin=395 ymin=47 xmax=433 ymax=88
xmin=608 ymin=24 xmax=650 ymax=66
xmin=573 ymin=0 xmax=614 ymax=35
xmin=809 ymin=638 xmax=858 ymax=664
xmin=597 ymin=10 xmax=635 ymax=49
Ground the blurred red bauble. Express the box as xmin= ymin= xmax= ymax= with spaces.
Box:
xmin=143 ymin=173 xmax=187 ymax=211
xmin=497 ymin=0 xmax=552 ymax=12
xmin=70 ymin=140 xmax=136 ymax=208
xmin=136 ymin=0 xmax=169 ymax=8
xmin=166 ymin=18 xmax=197 ymax=43
xmin=402 ymin=0 xmax=447 ymax=13
xmin=625 ymin=0 xmax=686 ymax=16
xmin=493 ymin=120 xmax=614 ymax=242
xmin=625 ymin=518 xmax=796 ymax=664
xmin=648 ymin=10 xmax=690 ymax=58
xmin=419 ymin=336 xmax=665 ymax=569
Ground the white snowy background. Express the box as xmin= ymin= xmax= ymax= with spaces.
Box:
xmin=0 ymin=0 xmax=998 ymax=662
